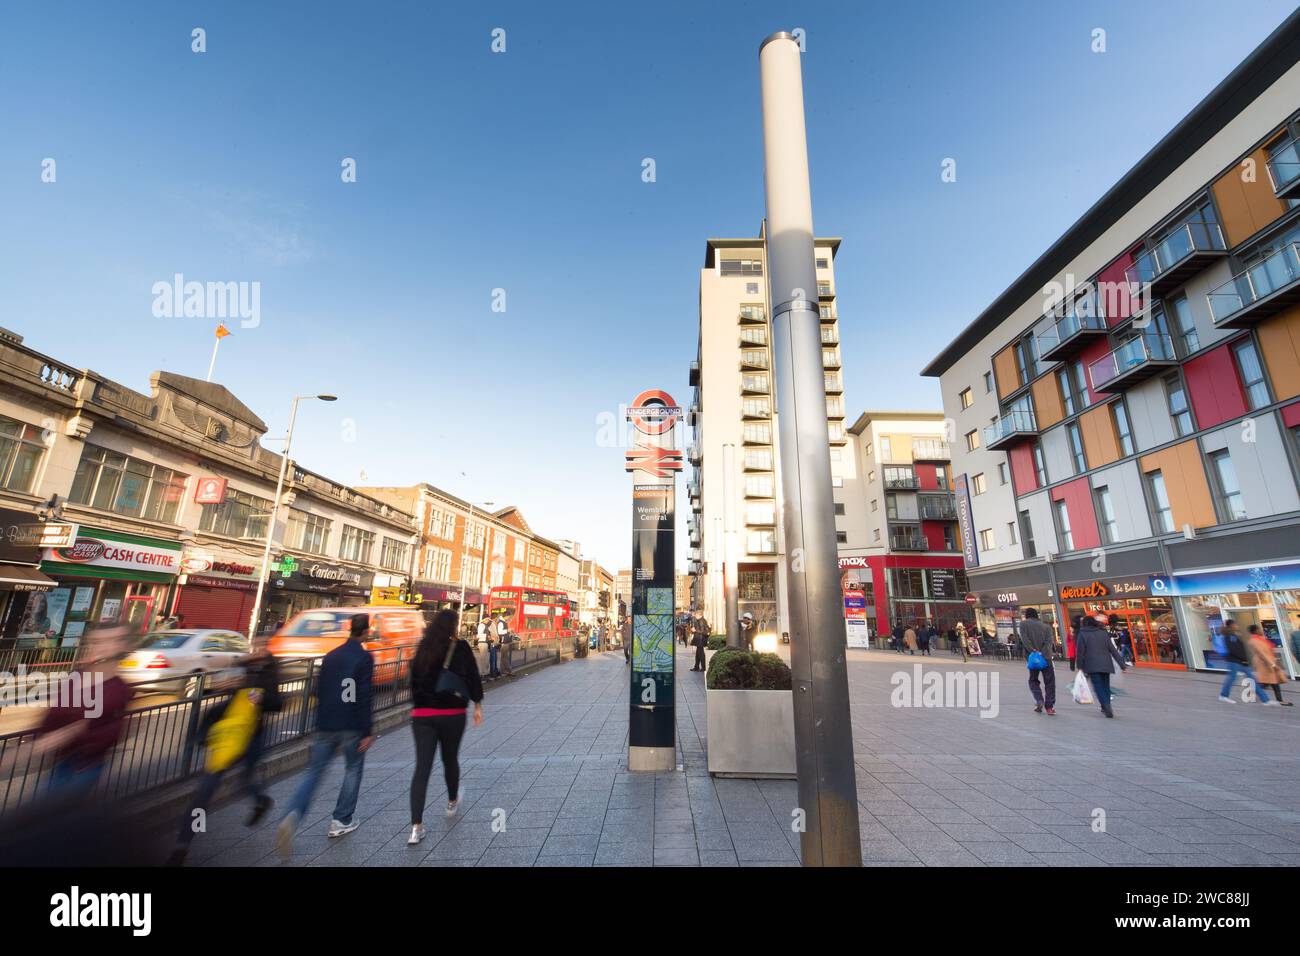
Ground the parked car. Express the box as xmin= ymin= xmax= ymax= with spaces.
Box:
xmin=117 ymin=629 xmax=250 ymax=698
xmin=266 ymin=605 xmax=424 ymax=681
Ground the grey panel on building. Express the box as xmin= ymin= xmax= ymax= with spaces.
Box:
xmin=1167 ymin=523 xmax=1300 ymax=571
xmin=968 ymin=562 xmax=1052 ymax=591
xmin=1053 ymin=545 xmax=1162 ymax=582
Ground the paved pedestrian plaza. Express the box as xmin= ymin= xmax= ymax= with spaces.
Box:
xmin=192 ymin=648 xmax=1300 ymax=867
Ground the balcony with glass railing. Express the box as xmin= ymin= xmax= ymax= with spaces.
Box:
xmin=1205 ymin=242 xmax=1300 ymax=327
xmin=919 ymin=493 xmax=958 ymax=521
xmin=911 ymin=439 xmax=951 ymax=461
xmin=983 ymin=408 xmax=1038 ymax=451
xmin=1037 ymin=296 xmax=1109 ymax=362
xmin=889 ymin=532 xmax=929 ymax=552
xmin=1124 ymin=221 xmax=1227 ymax=298
xmin=884 ymin=473 xmax=920 ymax=491
xmin=817 ymin=283 xmax=834 ymax=298
xmin=738 ymin=306 xmax=766 ymax=324
xmin=1087 ymin=333 xmax=1178 ymax=392
xmin=1266 ymin=138 xmax=1300 ymax=199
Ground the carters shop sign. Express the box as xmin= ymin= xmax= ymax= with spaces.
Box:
xmin=45 ymin=535 xmax=182 ymax=575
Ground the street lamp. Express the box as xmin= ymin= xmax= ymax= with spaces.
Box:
xmin=247 ymin=394 xmax=337 ymax=639
xmin=456 ymin=481 xmax=494 ymax=634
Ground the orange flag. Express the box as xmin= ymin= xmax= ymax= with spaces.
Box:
xmin=215 ymin=324 xmax=231 ymax=339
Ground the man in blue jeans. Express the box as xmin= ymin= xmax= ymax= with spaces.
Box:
xmin=277 ymin=614 xmax=375 ymax=858
xmin=1217 ymin=619 xmax=1262 ymax=704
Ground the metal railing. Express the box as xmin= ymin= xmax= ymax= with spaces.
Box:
xmin=1124 ymin=221 xmax=1226 ymax=288
xmin=1206 ymin=242 xmax=1300 ymax=324
xmin=1087 ymin=333 xmax=1176 ymax=391
xmin=911 ymin=439 xmax=951 ymax=460
xmin=889 ymin=534 xmax=929 ymax=551
xmin=0 ymin=637 xmax=570 ymax=818
xmin=983 ymin=408 xmax=1037 ymax=447
xmin=1037 ymin=300 xmax=1107 ymax=355
xmin=884 ymin=476 xmax=919 ymax=490
xmin=919 ymin=495 xmax=958 ymax=520
xmin=1266 ymin=139 xmax=1300 ymax=194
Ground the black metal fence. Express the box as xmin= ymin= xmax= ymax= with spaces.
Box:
xmin=0 ymin=635 xmax=578 ymax=818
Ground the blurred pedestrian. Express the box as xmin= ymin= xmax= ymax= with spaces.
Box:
xmin=496 ymin=614 xmax=515 ymax=677
xmin=1247 ymin=624 xmax=1291 ymax=706
xmin=1019 ymin=607 xmax=1056 ymax=715
xmin=1066 ymin=617 xmax=1080 ymax=671
xmin=739 ymin=612 xmax=756 ymax=652
xmin=485 ymin=616 xmax=501 ymax=680
xmin=29 ymin=626 xmax=135 ymax=803
xmin=407 ymin=610 xmax=484 ymax=845
xmin=1075 ymin=612 xmax=1127 ymax=718
xmin=954 ymin=622 xmax=969 ymax=662
xmin=917 ymin=622 xmax=932 ymax=657
xmin=903 ymin=624 xmax=917 ymax=655
xmin=475 ymin=615 xmax=489 ymax=649
xmin=277 ymin=613 xmax=375 ymax=858
xmin=1217 ymin=619 xmax=1258 ymax=704
xmin=690 ymin=626 xmax=707 ymax=672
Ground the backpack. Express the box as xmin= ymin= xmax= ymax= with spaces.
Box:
xmin=204 ymin=688 xmax=262 ymax=773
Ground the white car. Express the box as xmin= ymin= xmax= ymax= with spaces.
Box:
xmin=118 ymin=629 xmax=250 ymax=698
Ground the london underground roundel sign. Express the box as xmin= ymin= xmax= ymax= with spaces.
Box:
xmin=627 ymin=389 xmax=680 ymax=436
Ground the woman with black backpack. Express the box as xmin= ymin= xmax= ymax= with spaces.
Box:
xmin=407 ymin=609 xmax=484 ymax=846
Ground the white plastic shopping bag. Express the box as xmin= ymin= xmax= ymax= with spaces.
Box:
xmin=1072 ymin=671 xmax=1094 ymax=705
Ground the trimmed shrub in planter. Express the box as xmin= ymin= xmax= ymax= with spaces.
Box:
xmin=705 ymin=634 xmax=728 ymax=651
xmin=705 ymin=649 xmax=796 ymax=778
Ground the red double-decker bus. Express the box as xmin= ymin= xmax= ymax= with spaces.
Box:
xmin=488 ymin=586 xmax=575 ymax=642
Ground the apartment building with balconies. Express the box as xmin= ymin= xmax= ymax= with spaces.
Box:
xmin=688 ymin=223 xmax=845 ymax=637
xmin=923 ymin=14 xmax=1300 ymax=675
xmin=836 ymin=411 xmax=970 ymax=643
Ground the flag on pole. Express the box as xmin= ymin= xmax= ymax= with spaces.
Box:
xmin=215 ymin=324 xmax=231 ymax=339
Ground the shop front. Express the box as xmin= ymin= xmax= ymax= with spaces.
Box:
xmin=0 ymin=506 xmax=59 ymax=645
xmin=968 ymin=582 xmax=1060 ymax=651
xmin=174 ymin=549 xmax=262 ymax=632
xmin=27 ymin=527 xmax=182 ymax=646
xmin=1055 ymin=576 xmax=1183 ymax=670
xmin=1152 ymin=561 xmax=1300 ymax=678
xmin=259 ymin=557 xmax=373 ymax=635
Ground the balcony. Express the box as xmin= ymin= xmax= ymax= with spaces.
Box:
xmin=1205 ymin=242 xmax=1300 ymax=328
xmin=1037 ymin=303 xmax=1109 ymax=362
xmin=1266 ymin=139 xmax=1300 ymax=199
xmin=741 ymin=376 xmax=769 ymax=395
xmin=739 ymin=307 xmax=766 ymax=324
xmin=823 ymin=375 xmax=843 ymax=394
xmin=911 ymin=439 xmax=951 ymax=461
xmin=1124 ymin=221 xmax=1227 ymax=298
xmin=817 ymin=284 xmax=834 ymax=298
xmin=884 ymin=475 xmax=919 ymax=491
xmin=688 ymin=360 xmax=700 ymax=387
xmin=890 ymin=533 xmax=929 ymax=552
xmin=983 ymin=408 xmax=1038 ymax=450
xmin=819 ymin=308 xmax=835 ymax=324
xmin=821 ymin=350 xmax=841 ymax=369
xmin=687 ymin=480 xmax=700 ymax=501
xmin=687 ymin=443 xmax=701 ymax=464
xmin=1087 ymin=333 xmax=1178 ymax=393
xmin=739 ymin=352 xmax=769 ymax=370
xmin=919 ymin=494 xmax=958 ymax=521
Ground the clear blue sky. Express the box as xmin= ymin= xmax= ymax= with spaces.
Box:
xmin=1 ymin=0 xmax=1294 ymax=573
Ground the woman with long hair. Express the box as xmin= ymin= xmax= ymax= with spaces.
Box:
xmin=407 ymin=609 xmax=483 ymax=845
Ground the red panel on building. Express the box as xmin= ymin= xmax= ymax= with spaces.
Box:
xmin=1049 ymin=478 xmax=1100 ymax=551
xmin=920 ymin=521 xmax=947 ymax=552
xmin=1183 ymin=342 xmax=1248 ymax=430
xmin=1009 ymin=443 xmax=1038 ymax=496
xmin=1283 ymin=401 xmax=1300 ymax=428
xmin=914 ymin=462 xmax=938 ymax=491
xmin=1097 ymin=251 xmax=1137 ymax=326
xmin=1077 ymin=336 xmax=1115 ymax=404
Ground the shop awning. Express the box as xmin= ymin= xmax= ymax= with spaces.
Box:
xmin=0 ymin=564 xmax=57 ymax=592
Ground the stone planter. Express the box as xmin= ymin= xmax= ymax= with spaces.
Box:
xmin=705 ymin=686 xmax=796 ymax=778
xmin=703 ymin=648 xmax=717 ymax=673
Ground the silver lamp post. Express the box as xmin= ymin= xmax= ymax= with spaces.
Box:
xmin=247 ymin=393 xmax=337 ymax=640
xmin=759 ymin=31 xmax=862 ymax=866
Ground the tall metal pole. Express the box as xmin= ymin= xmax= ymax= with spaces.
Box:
xmin=457 ymin=501 xmax=476 ymax=632
xmin=248 ymin=397 xmax=302 ymax=640
xmin=759 ymin=31 xmax=862 ymax=866
xmin=722 ymin=443 xmax=740 ymax=647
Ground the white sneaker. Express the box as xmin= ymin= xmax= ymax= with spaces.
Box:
xmin=407 ymin=824 xmax=425 ymax=845
xmin=1218 ymin=695 xmax=1237 ymax=703
xmin=276 ymin=812 xmax=299 ymax=860
xmin=328 ymin=818 xmax=360 ymax=838
xmin=445 ymin=800 xmax=459 ymax=818
xmin=1261 ymin=700 xmax=1278 ymax=706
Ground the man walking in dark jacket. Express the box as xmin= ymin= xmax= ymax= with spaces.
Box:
xmin=1075 ymin=612 xmax=1127 ymax=718
xmin=277 ymin=614 xmax=375 ymax=858
xmin=1217 ymin=619 xmax=1260 ymax=704
xmin=1018 ymin=608 xmax=1057 ymax=715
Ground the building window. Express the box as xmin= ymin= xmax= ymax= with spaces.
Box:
xmin=1147 ymin=470 xmax=1175 ymax=533
xmin=746 ymin=530 xmax=776 ymax=554
xmin=1019 ymin=510 xmax=1036 ymax=558
xmin=69 ymin=445 xmax=188 ymax=523
xmin=745 ymin=282 xmax=759 ymax=294
xmin=935 ymin=465 xmax=948 ymax=488
xmin=286 ymin=510 xmax=332 ymax=555
xmin=885 ymin=495 xmax=899 ymax=520
xmin=1169 ymin=295 xmax=1200 ymax=354
xmin=833 ymin=503 xmax=845 ymax=516
xmin=965 ymin=430 xmax=979 ymax=452
xmin=1208 ymin=449 xmax=1247 ymax=522
xmin=740 ymin=304 xmax=766 ymax=322
xmin=745 ymin=502 xmax=776 ymax=525
xmin=0 ymin=416 xmax=47 ymax=493
xmin=339 ymin=525 xmax=376 ymax=563
xmin=825 ymin=396 xmax=843 ymax=418
xmin=873 ymin=529 xmax=881 ymax=542
xmin=745 ymin=474 xmax=775 ymax=499
xmin=740 ymin=349 xmax=769 ymax=369
xmin=828 ymin=421 xmax=845 ymax=443
xmin=743 ymin=422 xmax=772 ymax=444
xmin=443 ymin=512 xmax=456 ymax=540
xmin=721 ymin=258 xmax=763 ymax=276
xmin=824 ymin=372 xmax=841 ymax=391
xmin=997 ymin=461 xmax=1009 ymax=485
xmin=1058 ymin=360 xmax=1089 ymax=416
xmin=984 ymin=371 xmax=993 ymax=393
xmin=1232 ymin=339 xmax=1270 ymax=410
xmin=740 ymin=326 xmax=767 ymax=346
xmin=959 ymin=387 xmax=973 ymax=410
xmin=742 ymin=372 xmax=770 ymax=393
xmin=1054 ymin=499 xmax=1073 ymax=551
xmin=380 ymin=536 xmax=410 ymax=571
xmin=879 ymin=436 xmax=892 ymax=460
xmin=744 ymin=448 xmax=773 ymax=470
xmin=815 ymin=257 xmax=829 ymax=268
xmin=971 ymin=473 xmax=987 ymax=495
xmin=820 ymin=325 xmax=838 ymax=344
xmin=1066 ymin=422 xmax=1087 ymax=474
xmin=870 ymin=498 xmax=878 ymax=512
xmin=1007 ymin=521 xmax=1018 ymax=545
xmin=836 ymin=531 xmax=848 ymax=544
xmin=978 ymin=528 xmax=995 ymax=552
xmin=1094 ymin=485 xmax=1119 ymax=544
xmin=1164 ymin=373 xmax=1194 ymax=437
xmin=943 ymin=524 xmax=957 ymax=551
xmin=1032 ymin=442 xmax=1047 ymax=485
xmin=1111 ymin=401 xmax=1135 ymax=457
xmin=200 ymin=487 xmax=271 ymax=540
xmin=868 ymin=470 xmax=875 ymax=483
xmin=742 ymin=397 xmax=772 ymax=418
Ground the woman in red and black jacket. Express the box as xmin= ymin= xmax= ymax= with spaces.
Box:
xmin=406 ymin=609 xmax=483 ymax=845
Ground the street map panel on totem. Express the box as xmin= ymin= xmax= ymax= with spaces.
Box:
xmin=633 ymin=587 xmax=674 ymax=672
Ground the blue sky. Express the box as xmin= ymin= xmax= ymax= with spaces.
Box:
xmin=1 ymin=0 xmax=1294 ymax=573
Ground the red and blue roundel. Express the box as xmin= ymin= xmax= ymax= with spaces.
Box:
xmin=628 ymin=389 xmax=680 ymax=436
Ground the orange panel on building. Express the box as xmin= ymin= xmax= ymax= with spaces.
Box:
xmin=1139 ymin=441 xmax=1216 ymax=530
xmin=1256 ymin=302 xmax=1300 ymax=401
xmin=1211 ymin=146 xmax=1290 ymax=247
xmin=1031 ymin=376 xmax=1065 ymax=429
xmin=993 ymin=345 xmax=1020 ymax=400
xmin=1078 ymin=403 xmax=1122 ymax=468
